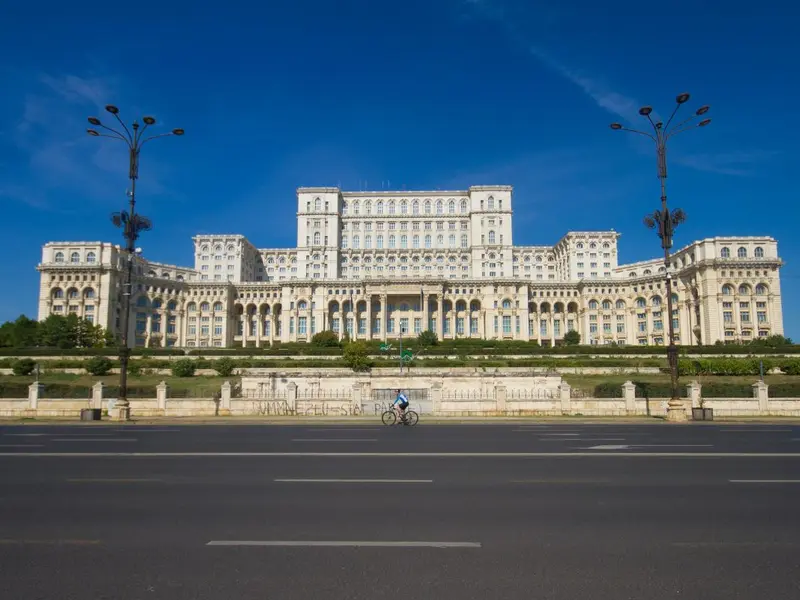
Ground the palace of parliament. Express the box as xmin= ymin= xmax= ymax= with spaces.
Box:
xmin=36 ymin=185 xmax=784 ymax=347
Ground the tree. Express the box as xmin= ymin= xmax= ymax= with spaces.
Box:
xmin=311 ymin=330 xmax=340 ymax=347
xmin=171 ymin=359 xmax=196 ymax=378
xmin=417 ymin=330 xmax=438 ymax=348
xmin=563 ymin=330 xmax=581 ymax=346
xmin=214 ymin=357 xmax=236 ymax=377
xmin=85 ymin=356 xmax=113 ymax=376
xmin=342 ymin=340 xmax=371 ymax=372
xmin=0 ymin=316 xmax=39 ymax=348
xmin=750 ymin=334 xmax=793 ymax=348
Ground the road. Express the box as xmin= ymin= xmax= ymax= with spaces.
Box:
xmin=1 ymin=422 xmax=799 ymax=599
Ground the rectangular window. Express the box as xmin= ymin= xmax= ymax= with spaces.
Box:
xmin=443 ymin=318 xmax=450 ymax=335
xmin=201 ymin=324 xmax=209 ymax=335
xmin=346 ymin=318 xmax=354 ymax=336
xmin=332 ymin=318 xmax=340 ymax=333
xmin=553 ymin=319 xmax=560 ymax=336
xmin=589 ymin=324 xmax=598 ymax=334
xmin=214 ymin=325 xmax=222 ymax=336
xmin=189 ymin=324 xmax=197 ymax=335
xmin=757 ymin=311 xmax=767 ymax=323
xmin=502 ymin=316 xmax=511 ymax=334
xmin=289 ymin=317 xmax=295 ymax=334
xmin=616 ymin=323 xmax=625 ymax=333
xmin=456 ymin=317 xmax=465 ymax=335
xmin=653 ymin=319 xmax=663 ymax=331
xmin=298 ymin=316 xmax=307 ymax=335
xmin=741 ymin=311 xmax=751 ymax=323
xmin=540 ymin=319 xmax=547 ymax=336
xmin=414 ymin=318 xmax=422 ymax=334
xmin=373 ymin=318 xmax=381 ymax=334
xmin=516 ymin=315 xmax=521 ymax=334
xmin=387 ymin=318 xmax=394 ymax=334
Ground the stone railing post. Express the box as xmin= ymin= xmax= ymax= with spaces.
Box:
xmin=92 ymin=381 xmax=104 ymax=410
xmin=559 ymin=382 xmax=572 ymax=415
xmin=351 ymin=383 xmax=362 ymax=416
xmin=28 ymin=383 xmax=42 ymax=411
xmin=156 ymin=381 xmax=169 ymax=413
xmin=495 ymin=385 xmax=507 ymax=414
xmin=220 ymin=381 xmax=232 ymax=416
xmin=286 ymin=382 xmax=298 ymax=414
xmin=687 ymin=381 xmax=702 ymax=408
xmin=622 ymin=381 xmax=636 ymax=415
xmin=752 ymin=380 xmax=769 ymax=414
xmin=431 ymin=382 xmax=443 ymax=415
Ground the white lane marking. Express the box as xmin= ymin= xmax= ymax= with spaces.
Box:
xmin=0 ymin=445 xmax=44 ymax=448
xmin=721 ymin=429 xmax=793 ymax=433
xmin=540 ymin=433 xmax=580 ymax=436
xmin=3 ymin=433 xmax=48 ymax=437
xmin=112 ymin=429 xmax=179 ymax=433
xmin=0 ymin=539 xmax=101 ymax=546
xmin=672 ymin=541 xmax=799 ymax=548
xmin=51 ymin=439 xmax=138 ymax=442
xmin=292 ymin=439 xmax=377 ymax=442
xmin=586 ymin=445 xmax=630 ymax=450
xmin=206 ymin=540 xmax=481 ymax=548
xmin=566 ymin=438 xmax=625 ymax=442
xmin=3 ymin=452 xmax=800 ymax=458
xmin=309 ymin=428 xmax=382 ymax=432
xmin=67 ymin=478 xmax=164 ymax=483
xmin=729 ymin=480 xmax=800 ymax=484
xmin=586 ymin=444 xmax=713 ymax=450
xmin=274 ymin=479 xmax=433 ymax=483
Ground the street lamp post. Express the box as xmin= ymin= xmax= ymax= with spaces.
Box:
xmin=87 ymin=105 xmax=184 ymax=421
xmin=610 ymin=93 xmax=711 ymax=422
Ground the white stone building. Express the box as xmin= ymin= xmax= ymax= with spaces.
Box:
xmin=36 ymin=186 xmax=784 ymax=348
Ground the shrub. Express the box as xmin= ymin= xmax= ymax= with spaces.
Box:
xmin=311 ymin=331 xmax=340 ymax=347
xmin=342 ymin=341 xmax=372 ymax=372
xmin=214 ymin=357 xmax=236 ymax=377
xmin=417 ymin=330 xmax=439 ymax=348
xmin=11 ymin=358 xmax=36 ymax=376
xmin=85 ymin=356 xmax=113 ymax=376
xmin=779 ymin=359 xmax=800 ymax=375
xmin=563 ymin=330 xmax=581 ymax=346
xmin=127 ymin=361 xmax=143 ymax=376
xmin=171 ymin=359 xmax=196 ymax=378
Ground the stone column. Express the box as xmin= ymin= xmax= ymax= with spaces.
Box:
xmin=423 ymin=292 xmax=429 ymax=332
xmin=495 ymin=384 xmax=507 ymax=414
xmin=351 ymin=383 xmax=362 ymax=415
xmin=687 ymin=380 xmax=702 ymax=408
xmin=366 ymin=295 xmax=372 ymax=341
xmin=145 ymin=313 xmax=152 ymax=347
xmin=752 ymin=380 xmax=769 ymax=414
xmin=92 ymin=381 xmax=104 ymax=409
xmin=269 ymin=312 xmax=275 ymax=345
xmin=559 ymin=382 xmax=572 ymax=415
xmin=431 ymin=381 xmax=443 ymax=415
xmin=241 ymin=314 xmax=248 ymax=347
xmin=156 ymin=380 xmax=168 ymax=414
xmin=220 ymin=380 xmax=232 ymax=416
xmin=381 ymin=294 xmax=388 ymax=341
xmin=622 ymin=380 xmax=636 ymax=415
xmin=28 ymin=383 xmax=42 ymax=411
xmin=438 ymin=296 xmax=444 ymax=339
xmin=255 ymin=311 xmax=262 ymax=347
xmin=550 ymin=314 xmax=555 ymax=346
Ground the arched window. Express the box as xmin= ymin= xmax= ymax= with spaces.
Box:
xmin=377 ymin=235 xmax=384 ymax=249
xmin=413 ymin=235 xmax=420 ymax=248
xmin=377 ymin=201 xmax=384 ymax=215
xmin=487 ymin=196 xmax=494 ymax=210
xmin=629 ymin=272 xmax=637 ymax=278
xmin=588 ymin=300 xmax=598 ymax=310
xmin=754 ymin=247 xmax=764 ymax=258
xmin=436 ymin=200 xmax=443 ymax=214
xmin=636 ymin=297 xmax=646 ymax=308
xmin=388 ymin=201 xmax=396 ymax=215
xmin=352 ymin=201 xmax=360 ymax=215
xmin=400 ymin=235 xmax=407 ymax=249
xmin=389 ymin=235 xmax=396 ymax=249
xmin=755 ymin=284 xmax=768 ymax=295
xmin=151 ymin=298 xmax=162 ymax=309
xmin=365 ymin=235 xmax=372 ymax=249
xmin=652 ymin=295 xmax=662 ymax=306
xmin=502 ymin=299 xmax=512 ymax=309
xmin=400 ymin=200 xmax=408 ymax=214
xmin=86 ymin=252 xmax=96 ymax=263
xmin=341 ymin=236 xmax=348 ymax=249
xmin=70 ymin=252 xmax=80 ymax=263
xmin=738 ymin=284 xmax=751 ymax=295
xmin=721 ymin=247 xmax=730 ymax=258
xmin=449 ymin=234 xmax=455 ymax=247
xmin=365 ymin=201 xmax=372 ymax=215
xmin=424 ymin=200 xmax=432 ymax=214
xmin=167 ymin=300 xmax=177 ymax=311
xmin=200 ymin=302 xmax=210 ymax=312
xmin=53 ymin=288 xmax=63 ymax=299
xmin=602 ymin=300 xmax=611 ymax=310
xmin=448 ymin=200 xmax=455 ymax=214
xmin=298 ymin=300 xmax=307 ymax=310
xmin=461 ymin=234 xmax=468 ymax=248
xmin=54 ymin=251 xmax=64 ymax=263
xmin=353 ymin=235 xmax=360 ymax=249
xmin=412 ymin=200 xmax=419 ymax=215
xmin=313 ymin=232 xmax=321 ymax=245
xmin=314 ymin=197 xmax=321 ymax=211
xmin=616 ymin=300 xmax=626 ymax=310
xmin=722 ymin=284 xmax=734 ymax=295
xmin=576 ymin=243 xmax=584 ymax=249
xmin=437 ymin=235 xmax=443 ymax=247
xmin=488 ymin=231 xmax=496 ymax=244
xmin=136 ymin=296 xmax=149 ymax=308
xmin=460 ymin=199 xmax=468 ymax=213
xmin=738 ymin=247 xmax=747 ymax=258
xmin=187 ymin=302 xmax=197 ymax=312
xmin=84 ymin=288 xmax=95 ymax=299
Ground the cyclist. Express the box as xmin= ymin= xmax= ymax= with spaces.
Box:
xmin=393 ymin=389 xmax=409 ymax=422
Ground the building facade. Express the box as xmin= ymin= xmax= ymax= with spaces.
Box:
xmin=36 ymin=186 xmax=784 ymax=347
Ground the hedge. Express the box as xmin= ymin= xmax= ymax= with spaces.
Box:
xmin=592 ymin=381 xmax=800 ymax=398
xmin=0 ymin=347 xmax=185 ymax=357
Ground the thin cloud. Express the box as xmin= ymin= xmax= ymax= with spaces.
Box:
xmin=673 ymin=150 xmax=781 ymax=176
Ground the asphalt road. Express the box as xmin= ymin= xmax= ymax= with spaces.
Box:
xmin=1 ymin=423 xmax=800 ymax=599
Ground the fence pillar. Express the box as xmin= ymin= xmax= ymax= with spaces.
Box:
xmin=286 ymin=382 xmax=298 ymax=414
xmin=622 ymin=381 xmax=636 ymax=415
xmin=687 ymin=381 xmax=702 ymax=408
xmin=28 ymin=383 xmax=42 ymax=411
xmin=495 ymin=385 xmax=507 ymax=414
xmin=559 ymin=382 xmax=572 ymax=415
xmin=351 ymin=383 xmax=362 ymax=416
xmin=92 ymin=381 xmax=104 ymax=410
xmin=752 ymin=380 xmax=769 ymax=414
xmin=156 ymin=381 xmax=168 ymax=414
xmin=220 ymin=381 xmax=232 ymax=415
xmin=431 ymin=382 xmax=443 ymax=415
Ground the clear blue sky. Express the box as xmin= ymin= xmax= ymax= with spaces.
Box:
xmin=0 ymin=0 xmax=796 ymax=337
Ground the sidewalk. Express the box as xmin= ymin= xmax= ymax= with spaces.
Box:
xmin=2 ymin=415 xmax=800 ymax=426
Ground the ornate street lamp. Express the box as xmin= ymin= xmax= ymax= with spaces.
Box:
xmin=87 ymin=105 xmax=184 ymax=420
xmin=610 ymin=93 xmax=710 ymax=422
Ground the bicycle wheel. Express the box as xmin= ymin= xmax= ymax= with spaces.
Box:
xmin=404 ymin=410 xmax=419 ymax=426
xmin=381 ymin=410 xmax=397 ymax=426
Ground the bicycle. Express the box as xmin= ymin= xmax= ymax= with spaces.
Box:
xmin=381 ymin=406 xmax=419 ymax=426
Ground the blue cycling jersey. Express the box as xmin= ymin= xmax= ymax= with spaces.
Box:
xmin=393 ymin=393 xmax=409 ymax=406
